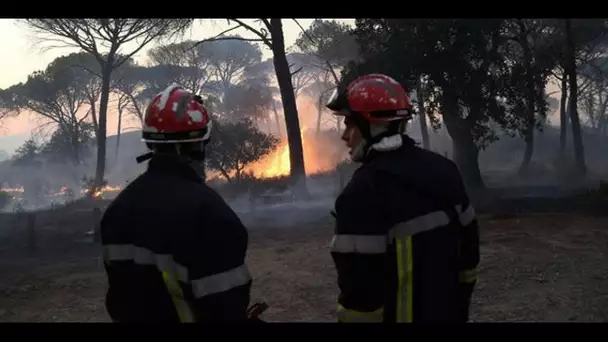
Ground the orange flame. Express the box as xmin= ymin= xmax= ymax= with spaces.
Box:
xmin=0 ymin=187 xmax=25 ymax=193
xmin=246 ymin=130 xmax=344 ymax=179
xmin=246 ymin=140 xmax=291 ymax=178
xmin=80 ymin=185 xmax=122 ymax=199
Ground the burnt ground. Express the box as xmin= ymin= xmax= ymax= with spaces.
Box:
xmin=0 ymin=205 xmax=607 ymax=322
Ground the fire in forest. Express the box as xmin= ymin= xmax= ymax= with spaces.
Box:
xmin=246 ymin=129 xmax=346 ymax=179
xmin=0 ymin=185 xmax=123 ymax=199
xmin=0 ymin=186 xmax=25 ymax=193
xmin=81 ymin=185 xmax=122 ymax=199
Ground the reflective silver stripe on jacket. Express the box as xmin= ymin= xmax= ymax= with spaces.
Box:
xmin=388 ymin=211 xmax=450 ymax=240
xmin=103 ymin=244 xmax=251 ymax=296
xmin=331 ymin=234 xmax=388 ymax=254
xmin=332 ymin=205 xmax=473 ymax=254
xmin=192 ymin=264 xmax=251 ymax=298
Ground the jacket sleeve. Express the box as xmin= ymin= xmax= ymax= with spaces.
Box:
xmin=100 ymin=204 xmax=131 ymax=323
xmin=456 ymin=193 xmax=480 ymax=322
xmin=330 ymin=177 xmax=392 ymax=323
xmin=180 ymin=204 xmax=252 ymax=322
xmin=103 ymin=263 xmax=128 ymax=322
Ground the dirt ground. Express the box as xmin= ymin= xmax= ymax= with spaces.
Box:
xmin=0 ymin=213 xmax=607 ymax=322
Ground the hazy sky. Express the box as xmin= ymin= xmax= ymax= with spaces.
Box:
xmin=0 ymin=19 xmax=355 ymax=142
xmin=0 ymin=18 xmax=562 ymax=154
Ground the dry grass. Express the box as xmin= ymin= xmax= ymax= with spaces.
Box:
xmin=0 ymin=213 xmax=607 ymax=322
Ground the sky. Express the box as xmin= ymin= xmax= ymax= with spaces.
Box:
xmin=0 ymin=19 xmax=355 ymax=153
xmin=0 ymin=18 xmax=563 ymax=155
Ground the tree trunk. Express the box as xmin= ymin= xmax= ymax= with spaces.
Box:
xmin=442 ymin=96 xmax=484 ymax=192
xmin=236 ymin=168 xmax=242 ymax=185
xmin=266 ymin=116 xmax=272 ymax=135
xmin=564 ymin=19 xmax=587 ymax=175
xmin=272 ymin=101 xmax=283 ymax=137
xmin=94 ymin=66 xmax=112 ymax=189
xmin=315 ymin=96 xmax=323 ymax=136
xmin=519 ymin=31 xmax=536 ymax=173
xmin=89 ymin=97 xmax=99 ymax=143
xmin=115 ymin=109 xmax=122 ymax=160
xmin=71 ymin=131 xmax=80 ymax=165
xmin=127 ymin=93 xmax=144 ymax=123
xmin=559 ymin=73 xmax=568 ymax=158
xmin=219 ymin=168 xmax=232 ymax=184
xmin=599 ymin=91 xmax=608 ymax=137
xmin=416 ymin=79 xmax=430 ymax=149
xmin=269 ymin=19 xmax=308 ymax=197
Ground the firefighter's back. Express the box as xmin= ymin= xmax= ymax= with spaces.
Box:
xmin=101 ymin=156 xmax=250 ymax=322
xmin=341 ymin=139 xmax=472 ymax=322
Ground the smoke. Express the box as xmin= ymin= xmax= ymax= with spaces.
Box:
xmin=3 ymin=85 xmax=606 ymax=222
xmin=222 ymin=175 xmax=340 ymax=230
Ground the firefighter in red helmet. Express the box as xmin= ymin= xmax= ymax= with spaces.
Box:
xmin=100 ymin=84 xmax=255 ymax=322
xmin=327 ymin=74 xmax=480 ymax=323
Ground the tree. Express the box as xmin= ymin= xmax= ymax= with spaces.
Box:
xmin=23 ymin=19 xmax=193 ymax=189
xmin=12 ymin=139 xmax=41 ymax=167
xmin=222 ymin=82 xmax=274 ymax=123
xmin=196 ymin=19 xmax=308 ymax=197
xmin=112 ymin=61 xmax=154 ymax=124
xmin=301 ymin=71 xmax=336 ymax=135
xmin=285 ymin=53 xmax=319 ymax=100
xmin=8 ymin=56 xmax=91 ymax=164
xmin=547 ymin=19 xmax=608 ymax=167
xmin=147 ymin=40 xmax=215 ymax=95
xmin=0 ymin=86 xmax=20 ymax=124
xmin=295 ymin=19 xmax=360 ymax=136
xmin=40 ymin=123 xmax=95 ymax=163
xmin=347 ymin=19 xmax=516 ymax=191
xmin=206 ymin=118 xmax=279 ymax=184
xmin=114 ymin=91 xmax=130 ymax=159
xmin=58 ymin=52 xmax=104 ymax=141
xmin=413 ymin=75 xmax=431 ymax=149
xmin=579 ymin=57 xmax=608 ymax=136
xmin=294 ymin=19 xmax=359 ymax=83
xmin=10 ymin=139 xmax=47 ymax=202
xmin=500 ymin=19 xmax=561 ymax=172
xmin=562 ymin=19 xmax=608 ymax=175
xmin=205 ymin=39 xmax=263 ymax=93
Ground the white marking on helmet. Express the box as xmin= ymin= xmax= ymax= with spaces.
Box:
xmin=188 ymin=110 xmax=204 ymax=123
xmin=143 ymin=126 xmax=159 ymax=133
xmin=172 ymin=102 xmax=178 ymax=112
xmin=158 ymin=118 xmax=163 ymax=122
xmin=389 ymin=98 xmax=397 ymax=104
xmin=156 ymin=83 xmax=181 ymax=111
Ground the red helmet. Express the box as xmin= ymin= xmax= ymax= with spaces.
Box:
xmin=326 ymin=73 xmax=413 ymax=123
xmin=142 ymin=84 xmax=212 ymax=143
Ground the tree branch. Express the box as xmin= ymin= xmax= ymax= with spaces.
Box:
xmin=290 ymin=66 xmax=303 ymax=76
xmin=227 ymin=19 xmax=272 ymax=48
xmin=292 ymin=18 xmax=340 ymax=84
xmin=198 ymin=25 xmax=242 ymax=46
xmin=261 ymin=19 xmax=272 ymax=31
xmin=193 ymin=36 xmax=267 ymax=50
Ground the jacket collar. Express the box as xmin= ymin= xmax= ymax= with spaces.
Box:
xmin=362 ymin=134 xmax=417 ymax=163
xmin=147 ymin=155 xmax=203 ymax=183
